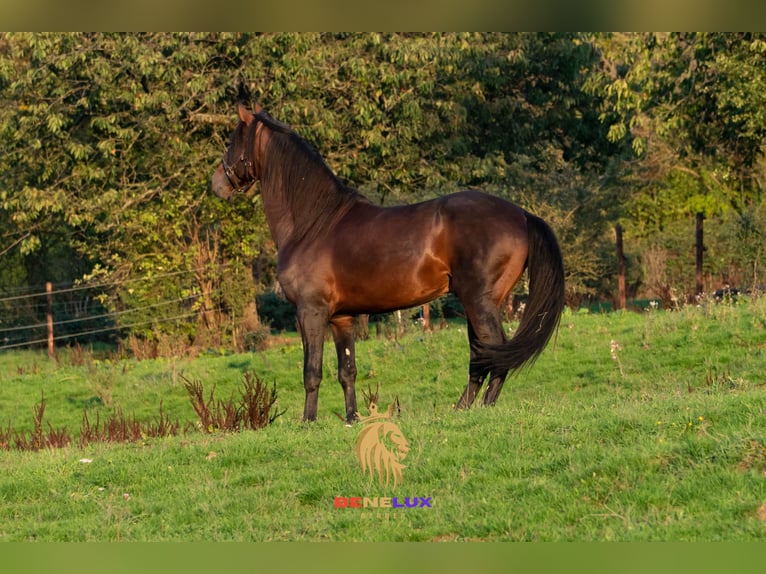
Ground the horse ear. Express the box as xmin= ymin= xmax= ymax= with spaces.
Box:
xmin=254 ymin=102 xmax=263 ymax=114
xmin=237 ymin=102 xmax=255 ymax=126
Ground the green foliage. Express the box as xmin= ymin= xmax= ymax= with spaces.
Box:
xmin=588 ymin=33 xmax=766 ymax=216
xmin=583 ymin=32 xmax=766 ymax=297
xmin=256 ymin=291 xmax=296 ymax=331
xmin=706 ymin=202 xmax=766 ymax=289
xmin=0 ymin=33 xmax=268 ymax=349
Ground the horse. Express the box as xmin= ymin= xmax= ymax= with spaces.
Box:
xmin=211 ymin=103 xmax=565 ymax=423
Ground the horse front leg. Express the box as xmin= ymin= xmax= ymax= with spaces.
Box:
xmin=297 ymin=306 xmax=327 ymax=422
xmin=331 ymin=315 xmax=358 ymax=425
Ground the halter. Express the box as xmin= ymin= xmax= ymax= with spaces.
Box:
xmin=221 ymin=153 xmax=254 ymax=195
xmin=220 ymin=120 xmax=262 ymax=196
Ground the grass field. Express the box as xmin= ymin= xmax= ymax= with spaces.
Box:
xmin=0 ymin=297 xmax=765 ymax=541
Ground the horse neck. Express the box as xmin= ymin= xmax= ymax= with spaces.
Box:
xmin=259 ymin=178 xmax=297 ymax=248
xmin=258 ymin=132 xmax=355 ymax=248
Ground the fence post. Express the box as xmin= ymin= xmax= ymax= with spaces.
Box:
xmin=615 ymin=224 xmax=626 ymax=310
xmin=46 ymin=281 xmax=55 ymax=359
xmin=696 ymin=212 xmax=705 ymax=296
xmin=422 ymin=303 xmax=431 ymax=331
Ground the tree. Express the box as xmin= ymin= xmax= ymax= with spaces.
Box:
xmin=0 ymin=33 xmax=269 ymax=349
xmin=585 ymin=32 xmax=766 ymax=295
xmin=0 ymin=33 xmax=627 ymax=350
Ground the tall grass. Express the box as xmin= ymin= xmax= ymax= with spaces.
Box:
xmin=0 ymin=296 xmax=764 ymax=540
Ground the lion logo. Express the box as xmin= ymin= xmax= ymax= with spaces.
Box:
xmin=355 ymin=402 xmax=410 ymax=489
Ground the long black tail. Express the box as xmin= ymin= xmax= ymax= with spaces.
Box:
xmin=480 ymin=212 xmax=565 ymax=372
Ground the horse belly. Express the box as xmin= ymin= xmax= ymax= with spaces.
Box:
xmin=332 ymin=249 xmax=450 ymax=315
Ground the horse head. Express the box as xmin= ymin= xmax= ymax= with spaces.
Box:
xmin=211 ymin=103 xmax=263 ymax=201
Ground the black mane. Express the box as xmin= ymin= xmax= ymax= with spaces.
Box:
xmin=254 ymin=111 xmax=369 ymax=243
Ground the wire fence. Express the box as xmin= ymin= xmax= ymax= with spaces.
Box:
xmin=0 ymin=311 xmax=199 ymax=351
xmin=0 ymin=271 xmax=204 ymax=352
xmin=0 ymin=269 xmax=194 ymax=304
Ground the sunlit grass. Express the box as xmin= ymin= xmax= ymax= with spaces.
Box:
xmin=1 ymin=297 xmax=765 ymax=540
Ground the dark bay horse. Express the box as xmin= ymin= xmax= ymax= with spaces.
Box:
xmin=212 ymin=103 xmax=565 ymax=423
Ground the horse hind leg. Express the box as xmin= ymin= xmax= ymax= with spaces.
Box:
xmin=478 ymin=313 xmax=510 ymax=406
xmin=331 ymin=315 xmax=359 ymax=424
xmin=455 ymin=321 xmax=489 ymax=409
xmin=482 ymin=363 xmax=510 ymax=406
xmin=458 ymin=301 xmax=510 ymax=408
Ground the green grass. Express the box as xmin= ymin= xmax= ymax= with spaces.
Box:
xmin=0 ymin=298 xmax=765 ymax=541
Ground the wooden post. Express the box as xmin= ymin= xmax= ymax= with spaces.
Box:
xmin=422 ymin=303 xmax=431 ymax=331
xmin=696 ymin=212 xmax=704 ymax=296
xmin=46 ymin=281 xmax=55 ymax=359
xmin=355 ymin=314 xmax=370 ymax=340
xmin=615 ymin=224 xmax=626 ymax=310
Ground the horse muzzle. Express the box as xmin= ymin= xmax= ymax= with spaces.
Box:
xmin=211 ymin=163 xmax=236 ymax=201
